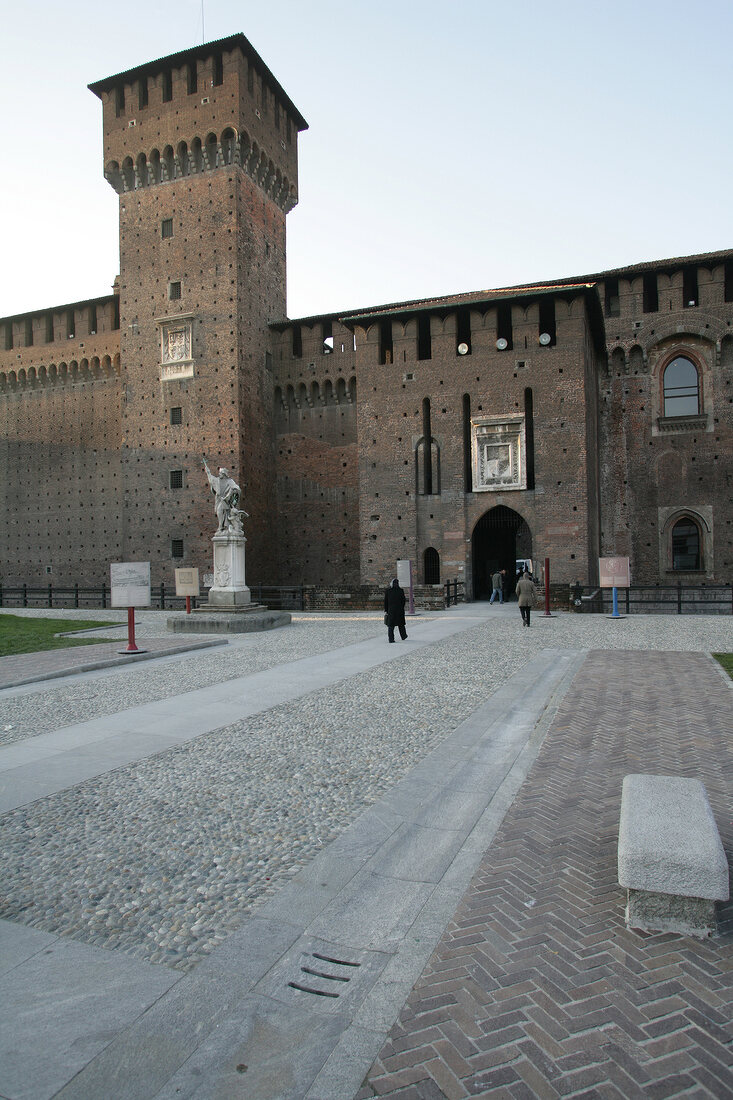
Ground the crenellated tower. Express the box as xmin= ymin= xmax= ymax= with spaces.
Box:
xmin=89 ymin=34 xmax=307 ymax=582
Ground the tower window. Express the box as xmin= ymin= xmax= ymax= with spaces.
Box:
xmin=187 ymin=63 xmax=197 ymax=95
xmin=538 ymin=298 xmax=556 ymax=346
xmin=89 ymin=304 xmax=97 ymax=334
xmin=496 ymin=302 xmax=513 ymax=350
xmin=169 ymin=470 xmax=183 ymax=489
xmin=138 ymin=78 xmax=148 ymax=109
xmin=170 ymin=406 xmax=183 ymax=425
xmin=3 ymin=323 xmax=12 ymax=351
xmin=643 ymin=272 xmax=658 ymax=313
xmin=322 ymin=320 xmax=333 ymax=354
xmin=456 ymin=307 xmax=471 ymax=355
xmin=379 ymin=319 xmax=393 ymax=365
xmin=45 ymin=314 xmax=54 ymax=343
xmin=168 ymin=281 xmax=182 ymax=301
xmin=417 ymin=313 xmax=432 ymax=360
xmin=67 ymin=310 xmax=75 ymax=338
xmin=162 ymin=71 xmax=172 ymax=103
xmin=25 ymin=318 xmax=33 ymax=347
xmin=213 ymin=55 xmax=224 ymax=87
xmin=682 ymin=265 xmax=698 ymax=307
xmin=171 ymin=539 xmax=184 ymax=558
xmin=161 ymin=218 xmax=174 ymax=239
xmin=604 ymin=277 xmax=620 ymax=317
xmin=292 ymin=324 xmax=302 ymax=358
xmin=672 ymin=518 xmax=700 ymax=570
xmin=115 ymin=86 xmax=125 ymax=117
xmin=663 ymin=357 xmax=699 ymax=417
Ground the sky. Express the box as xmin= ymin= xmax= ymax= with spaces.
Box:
xmin=1 ymin=0 xmax=732 ymax=321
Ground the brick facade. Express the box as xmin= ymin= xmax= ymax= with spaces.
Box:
xmin=1 ymin=34 xmax=731 ymax=596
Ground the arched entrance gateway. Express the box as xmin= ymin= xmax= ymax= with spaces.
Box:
xmin=472 ymin=506 xmax=532 ymax=599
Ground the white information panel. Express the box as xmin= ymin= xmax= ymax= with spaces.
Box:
xmin=396 ymin=559 xmax=413 ymax=590
xmin=174 ymin=567 xmax=200 ymax=597
xmin=111 ymin=561 xmax=151 ymax=607
xmin=599 ymin=556 xmax=631 ymax=588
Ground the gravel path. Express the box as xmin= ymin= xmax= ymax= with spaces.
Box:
xmin=0 ymin=610 xmax=730 ymax=974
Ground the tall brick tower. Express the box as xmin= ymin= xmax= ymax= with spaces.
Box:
xmin=89 ymin=35 xmax=307 ymax=583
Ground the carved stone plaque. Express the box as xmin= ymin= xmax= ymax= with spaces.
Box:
xmin=471 ymin=415 xmax=525 ymax=491
xmin=158 ymin=314 xmax=194 ymax=381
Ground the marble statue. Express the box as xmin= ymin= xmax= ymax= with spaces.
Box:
xmin=202 ymin=458 xmax=247 ymax=534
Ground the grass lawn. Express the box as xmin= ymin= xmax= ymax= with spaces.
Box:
xmin=0 ymin=614 xmax=118 ymax=657
xmin=713 ymin=653 xmax=733 ymax=680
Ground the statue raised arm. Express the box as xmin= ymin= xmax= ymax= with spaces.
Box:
xmin=202 ymin=456 xmax=243 ymax=534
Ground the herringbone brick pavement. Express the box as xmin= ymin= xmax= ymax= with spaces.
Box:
xmin=356 ymin=651 xmax=733 ymax=1099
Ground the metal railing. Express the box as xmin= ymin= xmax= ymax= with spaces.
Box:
xmin=573 ymin=583 xmax=732 ymax=615
xmin=0 ymin=583 xmax=305 ymax=613
xmin=444 ymin=578 xmax=464 ymax=607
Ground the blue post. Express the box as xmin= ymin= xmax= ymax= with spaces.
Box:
xmin=611 ymin=586 xmax=620 ymax=618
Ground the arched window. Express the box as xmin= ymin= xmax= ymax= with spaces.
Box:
xmin=672 ymin=518 xmax=701 ymax=570
xmin=663 ymin=357 xmax=699 ymax=417
xmin=424 ymin=547 xmax=440 ymax=585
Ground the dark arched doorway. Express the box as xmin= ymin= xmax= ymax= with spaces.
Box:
xmin=472 ymin=506 xmax=532 ymax=599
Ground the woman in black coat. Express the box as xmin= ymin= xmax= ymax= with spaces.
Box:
xmin=384 ymin=578 xmax=407 ymax=642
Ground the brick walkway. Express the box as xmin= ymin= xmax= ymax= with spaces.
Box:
xmin=356 ymin=651 xmax=733 ymax=1099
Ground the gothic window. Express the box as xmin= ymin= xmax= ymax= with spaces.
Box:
xmin=663 ymin=357 xmax=699 ymax=417
xmin=424 ymin=547 xmax=440 ymax=585
xmin=671 ymin=518 xmax=701 ymax=570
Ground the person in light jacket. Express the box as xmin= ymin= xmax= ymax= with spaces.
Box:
xmin=516 ymin=570 xmax=535 ymax=627
xmin=384 ymin=578 xmax=407 ymax=642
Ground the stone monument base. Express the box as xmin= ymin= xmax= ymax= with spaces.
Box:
xmin=168 ymin=604 xmax=291 ymax=634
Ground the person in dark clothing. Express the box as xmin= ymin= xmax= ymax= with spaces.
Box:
xmin=384 ymin=578 xmax=407 ymax=642
xmin=516 ymin=570 xmax=535 ymax=627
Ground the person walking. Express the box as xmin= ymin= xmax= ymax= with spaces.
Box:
xmin=384 ymin=577 xmax=408 ymax=642
xmin=489 ymin=568 xmax=505 ymax=604
xmin=516 ymin=570 xmax=535 ymax=627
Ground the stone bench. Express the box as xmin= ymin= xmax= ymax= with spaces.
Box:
xmin=618 ymin=774 xmax=729 ymax=937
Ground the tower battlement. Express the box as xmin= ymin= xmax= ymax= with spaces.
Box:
xmin=89 ymin=34 xmax=307 ymax=211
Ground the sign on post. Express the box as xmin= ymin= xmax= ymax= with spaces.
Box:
xmin=599 ymin=556 xmax=630 ymax=619
xmin=397 ymin=559 xmax=414 ymax=616
xmin=599 ymin=557 xmax=630 ymax=588
xmin=175 ymin=567 xmax=200 ymax=615
xmin=111 ymin=562 xmax=150 ymax=652
xmin=111 ymin=562 xmax=151 ymax=607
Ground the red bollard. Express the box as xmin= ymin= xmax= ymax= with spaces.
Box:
xmin=186 ymin=595 xmax=191 ymax=615
xmin=124 ymin=606 xmax=139 ymax=651
xmin=543 ymin=557 xmax=553 ymax=617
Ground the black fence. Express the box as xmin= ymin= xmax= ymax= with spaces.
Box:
xmin=444 ymin=578 xmax=464 ymax=607
xmin=573 ymin=583 xmax=733 ymax=615
xmin=0 ymin=583 xmax=305 ymax=613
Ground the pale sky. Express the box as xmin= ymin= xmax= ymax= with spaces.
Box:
xmin=1 ymin=0 xmax=731 ymax=320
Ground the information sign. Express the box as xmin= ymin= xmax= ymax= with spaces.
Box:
xmin=110 ymin=561 xmax=151 ymax=607
xmin=599 ymin=556 xmax=630 ymax=588
xmin=174 ymin=568 xmax=200 ymax=597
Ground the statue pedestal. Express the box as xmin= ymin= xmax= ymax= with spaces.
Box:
xmin=208 ymin=531 xmax=251 ymax=608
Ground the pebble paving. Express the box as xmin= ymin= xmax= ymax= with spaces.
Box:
xmin=0 ymin=610 xmax=731 ymax=977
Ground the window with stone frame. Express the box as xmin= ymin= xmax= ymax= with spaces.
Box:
xmin=663 ymin=356 xmax=699 ymax=417
xmin=671 ymin=517 xmax=701 ymax=570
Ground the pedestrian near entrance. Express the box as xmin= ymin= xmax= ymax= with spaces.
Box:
xmin=384 ymin=578 xmax=408 ymax=642
xmin=516 ymin=570 xmax=535 ymax=627
xmin=489 ymin=569 xmax=505 ymax=604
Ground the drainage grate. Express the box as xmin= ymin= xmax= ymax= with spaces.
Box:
xmin=286 ymin=951 xmax=362 ymax=999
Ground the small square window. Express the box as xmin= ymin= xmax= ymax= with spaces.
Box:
xmin=161 ymin=218 xmax=173 ymax=239
xmin=171 ymin=539 xmax=184 ymax=558
xmin=170 ymin=406 xmax=183 ymax=424
xmin=168 ymin=281 xmax=181 ymax=301
xmin=169 ymin=470 xmax=183 ymax=489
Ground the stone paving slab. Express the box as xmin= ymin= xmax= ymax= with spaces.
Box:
xmin=0 ymin=636 xmax=226 ymax=689
xmin=355 ymin=651 xmax=733 ymax=1099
